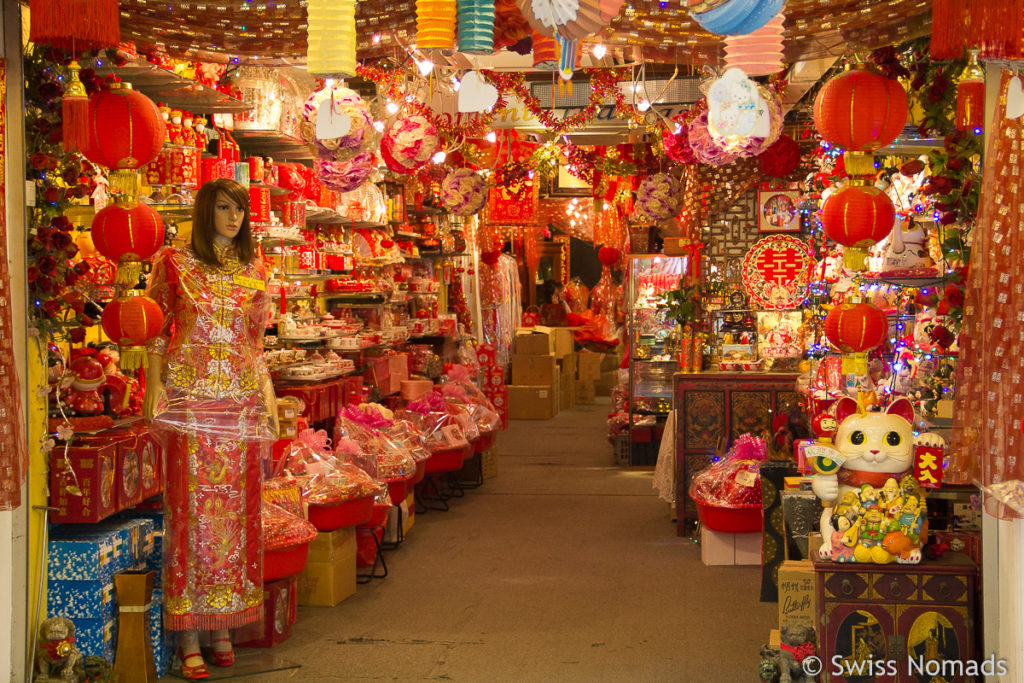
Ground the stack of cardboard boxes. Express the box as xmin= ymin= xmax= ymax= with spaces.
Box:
xmin=296 ymin=528 xmax=357 ymax=608
xmin=508 ymin=326 xmax=576 ymax=419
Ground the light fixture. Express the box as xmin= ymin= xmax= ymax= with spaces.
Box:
xmin=324 ymin=78 xmax=335 ymax=88
xmin=374 ymin=120 xmax=385 ymax=132
xmin=485 ymin=131 xmax=497 ymax=143
xmin=432 ymin=150 xmax=447 ymax=164
xmin=372 ymin=32 xmax=382 ymax=44
xmin=417 ymin=58 xmax=435 ymax=76
xmin=385 ymin=101 xmax=400 ymax=114
xmin=592 ymin=43 xmax=607 ymax=59
xmin=452 ymin=77 xmax=461 ymax=91
xmin=637 ymin=99 xmax=651 ymax=112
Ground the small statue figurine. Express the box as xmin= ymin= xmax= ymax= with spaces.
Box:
xmin=35 ymin=616 xmax=84 ymax=682
xmin=777 ymin=623 xmax=817 ymax=683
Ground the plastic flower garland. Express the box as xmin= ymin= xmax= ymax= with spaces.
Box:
xmin=314 ymin=151 xmax=376 ymax=193
xmin=300 ymin=86 xmax=373 ymax=162
xmin=380 ymin=115 xmax=440 ymax=174
xmin=634 ymin=173 xmax=682 ymax=222
xmin=441 ymin=168 xmax=489 ymax=216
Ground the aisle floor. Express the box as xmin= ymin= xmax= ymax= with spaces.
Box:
xmin=227 ymin=399 xmax=776 ymax=681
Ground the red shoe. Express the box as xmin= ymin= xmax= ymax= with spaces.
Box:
xmin=210 ymin=636 xmax=235 ymax=667
xmin=177 ymin=646 xmax=209 ymax=680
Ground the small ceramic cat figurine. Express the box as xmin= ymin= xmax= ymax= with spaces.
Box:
xmin=813 ymin=398 xmax=927 ymax=564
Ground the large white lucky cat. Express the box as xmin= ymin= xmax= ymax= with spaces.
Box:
xmin=813 ymin=398 xmax=923 ymax=563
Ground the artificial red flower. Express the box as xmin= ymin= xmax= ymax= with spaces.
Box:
xmin=64 ymin=271 xmax=78 ymax=287
xmin=51 ymin=216 xmax=72 ymax=232
xmin=37 ymin=255 xmax=58 ymax=277
xmin=946 ymin=158 xmax=964 ymax=171
xmin=44 ymin=187 xmax=61 ymax=204
xmin=27 ymin=266 xmax=39 ymax=283
xmin=36 ymin=276 xmax=54 ymax=294
xmin=30 ymin=153 xmax=51 ymax=170
xmin=944 ymin=284 xmax=965 ymax=308
xmin=80 ymin=315 xmax=95 ymax=328
xmin=937 ymin=299 xmax=950 ymax=315
xmin=73 ymin=261 xmax=91 ymax=276
xmin=41 ymin=299 xmax=63 ymax=317
xmin=69 ymin=327 xmax=86 ymax=343
xmin=53 ymin=231 xmax=72 ymax=251
xmin=940 ymin=211 xmax=957 ymax=225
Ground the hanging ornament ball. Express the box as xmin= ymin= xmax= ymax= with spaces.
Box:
xmin=687 ymin=110 xmax=739 ymax=166
xmin=82 ymin=83 xmax=166 ymax=170
xmin=441 ymin=168 xmax=489 ymax=216
xmin=301 ymin=86 xmax=373 ymax=162
xmin=689 ymin=0 xmax=784 ymax=36
xmin=758 ymin=134 xmax=801 ymax=177
xmin=480 ymin=250 xmax=502 ymax=265
xmin=381 ymin=115 xmax=440 ymax=175
xmin=634 ymin=173 xmax=683 ymax=222
xmin=100 ymin=294 xmax=165 ymax=372
xmin=824 ymin=301 xmax=888 ymax=353
xmin=813 ymin=64 xmax=908 ymax=164
xmin=820 ymin=184 xmax=895 ymax=270
xmin=598 ymin=246 xmax=620 ymax=266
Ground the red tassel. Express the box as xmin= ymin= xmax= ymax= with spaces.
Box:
xmin=971 ymin=0 xmax=1024 ymax=59
xmin=62 ymin=62 xmax=90 ymax=153
xmin=29 ymin=0 xmax=120 ymax=51
xmin=955 ymin=80 xmax=985 ymax=130
xmin=930 ymin=0 xmax=969 ymax=60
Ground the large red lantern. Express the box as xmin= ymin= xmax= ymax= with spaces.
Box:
xmin=101 ymin=294 xmax=165 ymax=372
xmin=824 ymin=299 xmax=888 ymax=374
xmin=820 ymin=184 xmax=895 ymax=271
xmin=84 ymin=83 xmax=166 ymax=195
xmin=91 ymin=201 xmax=165 ymax=286
xmin=813 ymin=64 xmax=908 ymax=176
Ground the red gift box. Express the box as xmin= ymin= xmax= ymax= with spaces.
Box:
xmin=143 ymin=149 xmax=170 ymax=186
xmin=247 ymin=156 xmax=265 ymax=183
xmin=281 ymin=201 xmax=306 ymax=229
xmin=115 ymin=432 xmax=145 ymax=511
xmin=234 ymin=577 xmax=297 ymax=648
xmin=50 ymin=443 xmax=119 ymax=523
xmin=200 ymin=157 xmax=231 ymax=186
xmin=249 ymin=186 xmax=271 ymax=223
xmin=168 ymin=147 xmax=200 ymax=186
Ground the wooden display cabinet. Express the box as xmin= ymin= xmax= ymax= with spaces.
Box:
xmin=674 ymin=372 xmax=800 ymax=534
xmin=814 ymin=554 xmax=978 ymax=683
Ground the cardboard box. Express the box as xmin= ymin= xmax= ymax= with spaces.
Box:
xmin=577 ymin=351 xmax=603 ymax=381
xmin=306 ymin=528 xmax=356 ymax=564
xmin=482 ymin=446 xmax=498 ymax=479
xmin=778 ymin=560 xmax=816 ymax=629
xmin=558 ymin=352 xmax=577 ymax=380
xmin=575 ymin=380 xmax=596 ymax=404
xmin=235 ymin=576 xmax=297 ymax=648
xmin=700 ymin=528 xmax=762 ymax=566
xmin=511 ymin=354 xmax=558 ymax=386
xmin=595 ymin=370 xmax=618 ymax=397
xmin=297 ymin=550 xmax=356 ymax=607
xmin=559 ymin=372 xmax=576 ymax=411
xmin=514 ymin=327 xmax=554 ymax=356
xmin=549 ymin=327 xmax=576 ymax=359
xmin=508 ymin=385 xmax=556 ymax=419
xmin=50 ymin=443 xmax=119 ymax=523
xmin=48 ymin=579 xmax=116 ymax=621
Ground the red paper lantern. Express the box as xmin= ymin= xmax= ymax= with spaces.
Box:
xmin=101 ymin=295 xmax=165 ymax=372
xmin=84 ymin=84 xmax=166 ymax=172
xmin=813 ymin=64 xmax=908 ymax=176
xmin=820 ymin=184 xmax=895 ymax=270
xmin=825 ymin=301 xmax=887 ymax=353
xmin=91 ymin=201 xmax=166 ymax=286
xmin=598 ymin=247 xmax=620 ymax=266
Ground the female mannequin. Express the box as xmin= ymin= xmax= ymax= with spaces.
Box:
xmin=144 ymin=178 xmax=278 ymax=678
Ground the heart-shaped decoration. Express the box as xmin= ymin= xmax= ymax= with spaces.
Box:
xmin=458 ymin=72 xmax=499 ymax=113
xmin=315 ymin=93 xmax=352 ymax=140
xmin=1007 ymin=75 xmax=1024 ymax=120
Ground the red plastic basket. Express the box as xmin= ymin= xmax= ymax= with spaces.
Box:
xmin=263 ymin=542 xmax=310 ymax=582
xmin=473 ymin=430 xmax=497 ymax=454
xmin=307 ymin=495 xmax=374 ymax=531
xmin=386 ymin=477 xmax=413 ymax=505
xmin=425 ymin=445 xmax=467 ymax=474
xmin=410 ymin=459 xmax=427 ymax=485
xmin=696 ymin=503 xmax=763 ymax=534
xmin=358 ymin=502 xmax=390 ymax=530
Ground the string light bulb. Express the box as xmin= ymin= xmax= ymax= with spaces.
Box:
xmin=417 ymin=59 xmax=435 ymax=76
xmin=485 ymin=131 xmax=497 ymax=142
xmin=592 ymin=44 xmax=607 ymax=59
xmin=432 ymin=150 xmax=447 ymax=164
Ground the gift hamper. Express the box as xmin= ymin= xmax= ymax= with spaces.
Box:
xmin=336 ymin=404 xmax=418 ymax=505
xmin=689 ymin=434 xmax=766 ymax=533
xmin=261 ymin=500 xmax=318 ymax=582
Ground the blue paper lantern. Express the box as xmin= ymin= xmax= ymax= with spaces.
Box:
xmin=457 ymin=0 xmax=496 ymax=54
xmin=690 ymin=0 xmax=783 ymax=36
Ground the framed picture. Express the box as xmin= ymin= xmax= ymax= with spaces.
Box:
xmin=757 ymin=189 xmax=802 ymax=233
xmin=549 ymin=165 xmax=592 ymax=196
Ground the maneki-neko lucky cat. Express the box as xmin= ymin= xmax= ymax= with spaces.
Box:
xmin=811 ymin=397 xmax=937 ymax=565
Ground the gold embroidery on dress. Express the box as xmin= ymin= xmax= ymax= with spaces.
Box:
xmin=206 ymin=584 xmax=234 ymax=609
xmin=165 ymin=596 xmax=192 ymax=615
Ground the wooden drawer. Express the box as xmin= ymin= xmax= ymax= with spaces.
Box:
xmin=872 ymin=572 xmax=919 ymax=602
xmin=823 ymin=570 xmax=871 ymax=601
xmin=921 ymin=573 xmax=970 ymax=603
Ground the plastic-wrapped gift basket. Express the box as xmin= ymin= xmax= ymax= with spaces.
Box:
xmin=689 ymin=434 xmax=766 ymax=533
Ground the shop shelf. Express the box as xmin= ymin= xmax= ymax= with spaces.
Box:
xmin=232 ymin=128 xmax=313 ymax=161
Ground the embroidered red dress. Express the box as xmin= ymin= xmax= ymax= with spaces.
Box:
xmin=146 ymin=243 xmax=271 ymax=631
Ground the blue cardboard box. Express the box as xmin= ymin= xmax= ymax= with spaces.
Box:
xmin=73 ymin=616 xmax=117 ymax=663
xmin=48 ymin=534 xmax=116 ymax=582
xmin=47 ymin=579 xmax=116 ymax=621
xmin=94 ymin=518 xmax=156 ymax=571
xmin=144 ymin=533 xmax=163 ymax=587
xmin=150 ymin=588 xmax=172 ymax=678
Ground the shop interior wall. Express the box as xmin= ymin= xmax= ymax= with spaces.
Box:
xmin=703 ymin=188 xmax=771 ymax=283
xmin=2 ymin=1 xmax=28 ymax=679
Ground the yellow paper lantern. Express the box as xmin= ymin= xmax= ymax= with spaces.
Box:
xmin=306 ymin=0 xmax=357 ymax=77
xmin=417 ymin=0 xmax=457 ymax=50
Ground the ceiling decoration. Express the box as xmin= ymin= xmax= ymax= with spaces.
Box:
xmin=110 ymin=0 xmax=932 ymax=66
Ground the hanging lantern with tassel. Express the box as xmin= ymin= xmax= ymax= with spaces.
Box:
xmin=820 ymin=182 xmax=895 ymax=271
xmin=955 ymin=49 xmax=985 ymax=131
xmin=101 ymin=293 xmax=165 ymax=372
xmin=83 ymin=82 xmax=166 ymax=197
xmin=824 ymin=298 xmax=888 ymax=375
xmin=306 ymin=0 xmax=357 ymax=77
xmin=723 ymin=6 xmax=785 ymax=76
xmin=812 ymin=63 xmax=908 ymax=177
xmin=90 ymin=201 xmax=166 ymax=286
xmin=29 ymin=0 xmax=120 ymax=51
xmin=417 ymin=0 xmax=457 ymax=49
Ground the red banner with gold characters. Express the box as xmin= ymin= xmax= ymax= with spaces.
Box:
xmin=914 ymin=443 xmax=944 ymax=489
xmin=485 ymin=183 xmax=539 ymax=226
xmin=0 ymin=59 xmax=28 ymax=510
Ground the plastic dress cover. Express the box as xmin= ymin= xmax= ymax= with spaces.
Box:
xmin=145 ymin=244 xmax=274 ymax=631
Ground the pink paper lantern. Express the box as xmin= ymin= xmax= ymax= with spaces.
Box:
xmin=724 ymin=7 xmax=785 ymax=76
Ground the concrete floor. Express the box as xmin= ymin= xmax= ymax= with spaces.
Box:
xmin=225 ymin=399 xmax=777 ymax=681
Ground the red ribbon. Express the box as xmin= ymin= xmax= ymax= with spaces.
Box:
xmin=779 ymin=641 xmax=816 ymax=664
xmin=44 ymin=635 xmax=75 ymax=660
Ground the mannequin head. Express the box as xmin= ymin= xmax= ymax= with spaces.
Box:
xmin=191 ymin=178 xmax=255 ymax=266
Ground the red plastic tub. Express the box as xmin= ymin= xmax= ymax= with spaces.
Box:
xmin=386 ymin=477 xmax=413 ymax=505
xmin=263 ymin=542 xmax=310 ymax=582
xmin=307 ymin=495 xmax=374 ymax=531
xmin=358 ymin=502 xmax=390 ymax=530
xmin=696 ymin=503 xmax=763 ymax=534
xmin=424 ymin=446 xmax=467 ymax=474
xmin=410 ymin=459 xmax=427 ymax=485
xmin=473 ymin=430 xmax=497 ymax=454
